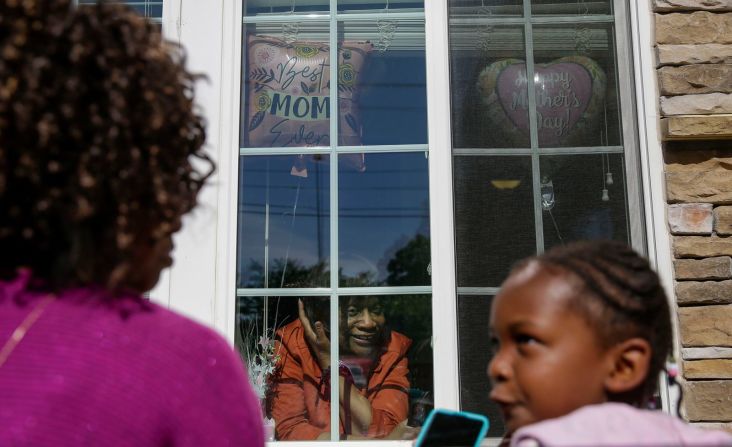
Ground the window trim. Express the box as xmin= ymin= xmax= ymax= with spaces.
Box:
xmin=424 ymin=0 xmax=461 ymax=413
xmin=627 ymin=0 xmax=678 ymax=414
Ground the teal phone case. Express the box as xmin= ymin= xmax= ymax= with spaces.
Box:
xmin=413 ymin=408 xmax=490 ymax=447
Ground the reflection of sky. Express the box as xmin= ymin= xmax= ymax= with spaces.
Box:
xmin=237 ymin=155 xmax=331 ymax=287
xmin=238 ymin=41 xmax=430 ymax=287
xmin=236 ymin=153 xmax=429 ymax=287
xmin=339 ymin=152 xmax=430 ymax=281
xmin=358 ymin=50 xmax=427 ymax=145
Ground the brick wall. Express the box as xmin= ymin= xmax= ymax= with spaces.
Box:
xmin=654 ymin=0 xmax=732 ymax=431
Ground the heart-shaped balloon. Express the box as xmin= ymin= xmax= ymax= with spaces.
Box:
xmin=476 ymin=56 xmax=606 ymax=147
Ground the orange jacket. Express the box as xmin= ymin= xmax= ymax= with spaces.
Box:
xmin=271 ymin=319 xmax=412 ymax=440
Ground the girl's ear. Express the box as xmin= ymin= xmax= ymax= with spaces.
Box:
xmin=604 ymin=337 xmax=652 ymax=395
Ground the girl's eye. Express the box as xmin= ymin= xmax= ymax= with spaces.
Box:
xmin=347 ymin=307 xmax=359 ymax=317
xmin=514 ymin=333 xmax=538 ymax=346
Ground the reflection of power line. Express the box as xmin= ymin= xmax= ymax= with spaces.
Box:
xmin=240 ymin=168 xmax=428 ymax=174
xmin=242 ymin=184 xmax=428 ymax=191
xmin=239 ymin=211 xmax=430 ymax=219
xmin=242 ymin=204 xmax=428 ymax=211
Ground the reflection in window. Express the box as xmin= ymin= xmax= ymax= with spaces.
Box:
xmin=540 ymin=154 xmax=629 ymax=249
xmin=450 ymin=26 xmax=528 ymax=149
xmin=240 ymin=21 xmax=427 ymax=148
xmin=242 ymin=31 xmax=370 ymax=148
xmin=339 ymin=20 xmax=428 ymax=146
xmin=449 ymin=0 xmax=642 ymax=440
xmin=531 ymin=0 xmax=612 ymax=16
xmin=454 ymin=156 xmax=535 ymax=287
xmin=76 ymin=0 xmax=163 ymax=20
xmin=236 ymin=294 xmax=433 ymax=440
xmin=237 ymin=2 xmax=432 ymax=441
xmin=457 ymin=295 xmax=502 ymax=437
xmin=339 ymin=153 xmax=430 ymax=287
xmin=237 ymin=155 xmax=330 ymax=288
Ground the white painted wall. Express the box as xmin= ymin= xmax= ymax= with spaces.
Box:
xmin=150 ymin=1 xmax=230 ymax=335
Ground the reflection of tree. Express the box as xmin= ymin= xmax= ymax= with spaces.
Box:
xmin=245 ymin=259 xmax=329 ymax=288
xmin=386 ymin=234 xmax=431 ymax=286
xmin=339 ymin=269 xmax=377 ymax=287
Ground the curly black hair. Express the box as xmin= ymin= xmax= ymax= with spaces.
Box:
xmin=0 ymin=0 xmax=214 ymax=292
xmin=522 ymin=240 xmax=672 ymax=405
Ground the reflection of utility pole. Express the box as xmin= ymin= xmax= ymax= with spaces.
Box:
xmin=264 ymin=160 xmax=270 ymax=334
xmin=315 ymin=158 xmax=323 ymax=264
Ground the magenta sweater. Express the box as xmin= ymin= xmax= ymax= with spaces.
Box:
xmin=0 ymin=274 xmax=263 ymax=446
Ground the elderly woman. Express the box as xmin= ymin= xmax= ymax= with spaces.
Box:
xmin=0 ymin=1 xmax=262 ymax=445
xmin=271 ymin=296 xmax=416 ymax=440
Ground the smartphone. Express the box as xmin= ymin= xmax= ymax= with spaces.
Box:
xmin=413 ymin=408 xmax=489 ymax=447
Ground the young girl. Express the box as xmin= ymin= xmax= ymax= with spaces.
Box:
xmin=488 ymin=240 xmax=732 ymax=446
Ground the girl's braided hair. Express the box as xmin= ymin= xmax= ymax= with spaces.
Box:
xmin=531 ymin=240 xmax=672 ymax=403
xmin=0 ymin=0 xmax=213 ymax=292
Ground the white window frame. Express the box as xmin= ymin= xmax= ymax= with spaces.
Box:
xmin=151 ymin=0 xmax=677 ymax=445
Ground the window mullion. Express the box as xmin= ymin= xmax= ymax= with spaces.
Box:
xmin=329 ymin=0 xmax=340 ymax=440
xmin=523 ymin=0 xmax=545 ymax=255
xmin=424 ymin=0 xmax=460 ymax=410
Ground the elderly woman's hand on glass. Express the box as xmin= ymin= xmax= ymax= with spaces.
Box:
xmin=298 ymin=298 xmax=331 ymax=370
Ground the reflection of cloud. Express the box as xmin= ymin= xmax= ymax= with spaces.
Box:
xmin=340 ymin=252 xmax=380 ymax=279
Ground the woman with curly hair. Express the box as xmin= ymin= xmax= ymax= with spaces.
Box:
xmin=0 ymin=1 xmax=263 ymax=445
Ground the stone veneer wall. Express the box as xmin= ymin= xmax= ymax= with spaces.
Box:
xmin=655 ymin=0 xmax=732 ymax=432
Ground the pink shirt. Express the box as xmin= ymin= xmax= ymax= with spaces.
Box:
xmin=0 ymin=273 xmax=263 ymax=446
xmin=512 ymin=402 xmax=732 ymax=446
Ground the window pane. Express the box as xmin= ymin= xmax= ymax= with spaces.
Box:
xmin=454 ymin=156 xmax=535 ymax=287
xmin=238 ymin=4 xmax=432 ymax=443
xmin=457 ymin=294 xmax=503 ymax=437
xmin=540 ymin=153 xmax=629 ymax=248
xmin=238 ymin=294 xmax=433 ymax=441
xmin=338 ymin=0 xmax=424 ymax=14
xmin=448 ymin=0 xmax=642 ymax=440
xmin=339 ymin=153 xmax=430 ymax=287
xmin=338 ymin=20 xmax=428 ymax=146
xmin=235 ymin=295 xmax=332 ymax=441
xmin=245 ymin=0 xmax=329 ymax=17
xmin=237 ymin=155 xmax=330 ymax=288
xmin=449 ymin=25 xmax=529 ymax=149
xmin=448 ymin=0 xmax=523 ymax=18
xmin=77 ymin=0 xmax=162 ymax=20
xmin=338 ymin=294 xmax=434 ymax=438
xmin=532 ymin=24 xmax=622 ymax=148
xmin=241 ymin=22 xmax=335 ymax=148
xmin=531 ymin=0 xmax=612 ymax=16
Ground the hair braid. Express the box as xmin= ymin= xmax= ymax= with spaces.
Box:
xmin=536 ymin=240 xmax=672 ymax=404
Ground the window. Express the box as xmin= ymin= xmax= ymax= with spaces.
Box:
xmin=448 ymin=0 xmax=645 ymax=437
xmin=161 ymin=0 xmax=657 ymax=444
xmin=235 ymin=0 xmax=433 ymax=442
xmin=75 ymin=0 xmax=163 ymax=23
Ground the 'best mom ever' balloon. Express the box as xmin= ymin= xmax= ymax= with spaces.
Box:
xmin=476 ymin=55 xmax=606 ymax=147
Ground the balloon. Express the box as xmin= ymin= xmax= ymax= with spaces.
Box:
xmin=476 ymin=55 xmax=606 ymax=147
xmin=245 ymin=35 xmax=373 ymax=148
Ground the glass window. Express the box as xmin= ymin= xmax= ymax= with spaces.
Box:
xmin=457 ymin=294 xmax=501 ymax=436
xmin=236 ymin=0 xmax=432 ymax=442
xmin=75 ymin=0 xmax=163 ymax=21
xmin=237 ymin=155 xmax=331 ymax=289
xmin=339 ymin=153 xmax=430 ymax=287
xmin=448 ymin=0 xmax=644 ymax=439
